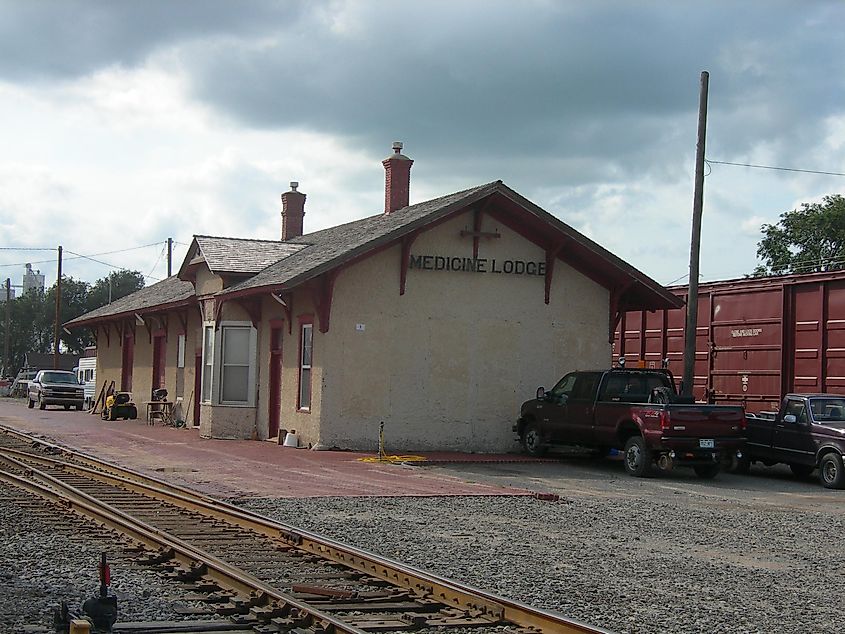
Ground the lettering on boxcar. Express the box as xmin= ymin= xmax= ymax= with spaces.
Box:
xmin=730 ymin=328 xmax=762 ymax=338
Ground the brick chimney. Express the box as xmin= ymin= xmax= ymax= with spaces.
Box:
xmin=281 ymin=181 xmax=306 ymax=240
xmin=382 ymin=141 xmax=413 ymax=214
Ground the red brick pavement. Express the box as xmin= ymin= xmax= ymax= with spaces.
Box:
xmin=0 ymin=400 xmax=538 ymax=499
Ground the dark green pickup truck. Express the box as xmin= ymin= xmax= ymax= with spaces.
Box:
xmin=739 ymin=394 xmax=845 ymax=489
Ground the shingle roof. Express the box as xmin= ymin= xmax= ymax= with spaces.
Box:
xmin=224 ymin=182 xmax=500 ymax=295
xmin=65 ymin=275 xmax=195 ymax=327
xmin=68 ymin=177 xmax=682 ymax=329
xmin=195 ymin=236 xmax=307 ymax=275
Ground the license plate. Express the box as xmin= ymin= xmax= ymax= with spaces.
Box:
xmin=699 ymin=439 xmax=715 ymax=449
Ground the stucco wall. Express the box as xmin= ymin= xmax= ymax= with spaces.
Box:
xmin=252 ymin=292 xmax=323 ymax=445
xmin=94 ymin=309 xmax=201 ymax=425
xmin=316 ymin=210 xmax=611 ymax=452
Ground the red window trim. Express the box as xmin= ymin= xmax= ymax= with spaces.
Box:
xmin=297 ymin=314 xmax=314 ymax=413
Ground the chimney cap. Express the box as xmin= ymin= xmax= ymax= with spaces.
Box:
xmin=289 ymin=181 xmax=299 ymax=192
xmin=384 ymin=141 xmax=411 ymax=161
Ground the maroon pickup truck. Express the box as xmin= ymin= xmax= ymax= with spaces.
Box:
xmin=737 ymin=393 xmax=845 ymax=489
xmin=514 ymin=368 xmax=746 ymax=478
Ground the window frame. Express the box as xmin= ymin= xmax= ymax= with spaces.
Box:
xmin=217 ymin=322 xmax=257 ymax=407
xmin=201 ymin=323 xmax=215 ymax=404
xmin=297 ymin=316 xmax=314 ymax=412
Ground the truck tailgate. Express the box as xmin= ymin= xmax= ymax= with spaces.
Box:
xmin=662 ymin=405 xmax=745 ymax=438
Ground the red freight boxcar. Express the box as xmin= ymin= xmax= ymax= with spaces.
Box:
xmin=614 ymin=271 xmax=845 ymax=414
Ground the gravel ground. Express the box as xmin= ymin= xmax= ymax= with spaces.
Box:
xmin=235 ymin=487 xmax=845 ymax=634
xmin=0 ymin=481 xmax=209 ymax=631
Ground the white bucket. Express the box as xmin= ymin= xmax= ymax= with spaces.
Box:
xmin=283 ymin=432 xmax=299 ymax=448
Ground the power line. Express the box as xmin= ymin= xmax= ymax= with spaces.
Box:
xmin=0 ymin=247 xmax=56 ymax=251
xmin=706 ymin=159 xmax=845 ymax=178
xmin=146 ymin=244 xmax=166 ymax=280
xmin=0 ymin=241 xmax=165 ymax=270
xmin=65 ymin=250 xmax=160 ymax=282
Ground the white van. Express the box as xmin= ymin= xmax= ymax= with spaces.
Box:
xmin=76 ymin=357 xmax=97 ymax=409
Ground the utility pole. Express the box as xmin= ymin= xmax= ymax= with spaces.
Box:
xmin=682 ymin=71 xmax=710 ymax=397
xmin=3 ymin=278 xmax=10 ymax=377
xmin=54 ymin=246 xmax=63 ymax=369
xmin=167 ymin=237 xmax=173 ymax=277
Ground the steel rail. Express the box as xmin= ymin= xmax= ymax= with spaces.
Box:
xmin=0 ymin=454 xmax=368 ymax=634
xmin=0 ymin=426 xmax=612 ymax=633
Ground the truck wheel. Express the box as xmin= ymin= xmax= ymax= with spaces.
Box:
xmin=522 ymin=422 xmax=547 ymax=457
xmin=789 ymin=463 xmax=814 ymax=478
xmin=38 ymin=395 xmax=46 ymax=410
xmin=75 ymin=404 xmax=83 ymax=411
xmin=694 ymin=463 xmax=720 ymax=479
xmin=623 ymin=436 xmax=652 ymax=477
xmin=819 ymin=453 xmax=845 ymax=489
xmin=63 ymin=405 xmax=70 ymax=410
xmin=27 ymin=398 xmax=34 ymax=409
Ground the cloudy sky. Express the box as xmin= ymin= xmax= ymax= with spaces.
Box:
xmin=1 ymin=1 xmax=843 ymax=292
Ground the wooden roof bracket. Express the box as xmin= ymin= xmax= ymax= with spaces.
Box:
xmin=399 ymin=230 xmax=421 ymax=296
xmin=461 ymin=197 xmax=497 ymax=259
xmin=544 ymin=242 xmax=565 ymax=305
xmin=91 ymin=326 xmax=98 ymax=346
xmin=269 ymin=291 xmax=293 ymax=335
xmin=213 ymin=297 xmax=225 ymax=327
xmin=102 ymin=323 xmax=110 ymax=347
xmin=177 ymin=311 xmax=188 ymax=335
xmin=234 ymin=297 xmax=263 ymax=329
xmin=609 ymin=281 xmax=635 ymax=344
xmin=312 ymin=271 xmax=338 ymax=334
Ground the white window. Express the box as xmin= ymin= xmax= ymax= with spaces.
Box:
xmin=201 ymin=325 xmax=214 ymax=403
xmin=177 ymin=334 xmax=186 ymax=369
xmin=299 ymin=323 xmax=313 ymax=410
xmin=220 ymin=326 xmax=251 ymax=404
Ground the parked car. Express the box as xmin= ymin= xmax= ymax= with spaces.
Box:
xmin=514 ymin=367 xmax=746 ymax=478
xmin=737 ymin=394 xmax=845 ymax=489
xmin=27 ymin=370 xmax=84 ymax=411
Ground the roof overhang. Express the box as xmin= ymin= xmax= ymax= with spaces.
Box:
xmin=65 ymin=296 xmax=197 ymax=330
xmin=215 ymin=182 xmax=682 ymax=314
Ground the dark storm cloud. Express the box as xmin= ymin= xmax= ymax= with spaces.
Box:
xmin=2 ymin=1 xmax=842 ymax=189
xmin=0 ymin=0 xmax=300 ymax=80
xmin=176 ymin=1 xmax=843 ymax=184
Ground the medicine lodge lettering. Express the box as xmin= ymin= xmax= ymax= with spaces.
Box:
xmin=408 ymin=254 xmax=546 ymax=276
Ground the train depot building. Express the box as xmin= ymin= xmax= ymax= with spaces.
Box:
xmin=67 ymin=145 xmax=681 ymax=452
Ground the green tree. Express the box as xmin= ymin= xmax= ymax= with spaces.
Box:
xmin=1 ymin=289 xmax=50 ymax=376
xmin=87 ymin=270 xmax=145 ymax=312
xmin=755 ymin=195 xmax=845 ymax=276
xmin=46 ymin=277 xmax=91 ymax=355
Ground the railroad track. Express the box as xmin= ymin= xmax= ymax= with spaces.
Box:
xmin=0 ymin=425 xmax=611 ymax=633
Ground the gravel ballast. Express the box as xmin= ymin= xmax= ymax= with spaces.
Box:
xmin=0 ymin=482 xmax=210 ymax=631
xmin=235 ymin=490 xmax=844 ymax=634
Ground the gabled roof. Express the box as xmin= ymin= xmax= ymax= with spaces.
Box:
xmin=65 ymin=275 xmax=195 ymax=328
xmin=67 ymin=179 xmax=681 ymax=330
xmin=223 ymin=182 xmax=499 ymax=296
xmin=221 ymin=180 xmax=682 ymax=312
xmin=179 ymin=235 xmax=308 ymax=278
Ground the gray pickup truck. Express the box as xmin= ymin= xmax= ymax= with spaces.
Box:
xmin=27 ymin=369 xmax=85 ymax=411
xmin=738 ymin=393 xmax=845 ymax=489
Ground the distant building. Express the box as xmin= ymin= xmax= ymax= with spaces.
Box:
xmin=23 ymin=263 xmax=45 ymax=295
